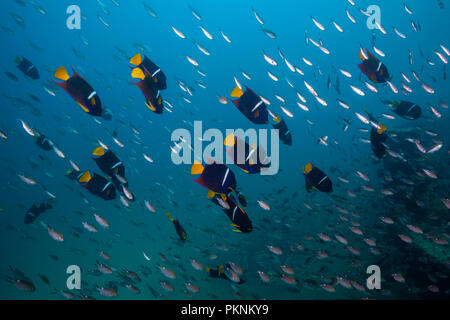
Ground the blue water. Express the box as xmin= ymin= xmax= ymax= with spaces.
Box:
xmin=0 ymin=0 xmax=449 ymax=299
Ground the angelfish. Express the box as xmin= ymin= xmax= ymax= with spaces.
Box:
xmin=166 ymin=212 xmax=187 ymax=241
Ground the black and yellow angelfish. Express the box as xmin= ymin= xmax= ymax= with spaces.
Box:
xmin=54 ymin=66 xmax=104 ymax=117
xmin=91 ymin=146 xmax=127 ymax=187
xmin=302 ymin=163 xmax=333 ymax=193
xmin=388 ymin=100 xmax=422 ymax=120
xmin=129 ymin=53 xmax=167 ymax=90
xmin=363 ymin=106 xmax=388 ymax=159
xmin=129 ymin=53 xmax=164 ymax=114
xmin=67 ymin=169 xmax=116 ymax=200
xmin=191 ymin=161 xmax=238 ymax=196
xmin=230 ymin=86 xmax=268 ymax=124
xmin=370 ymin=123 xmax=388 ymax=159
xmin=358 ymin=48 xmax=390 ymax=84
xmin=208 ymin=191 xmax=253 ymax=233
xmin=224 ymin=133 xmax=270 ymax=174
xmin=272 ymin=115 xmax=292 ymax=146
xmin=15 ymin=56 xmax=39 ymax=79
xmin=166 ymin=212 xmax=187 ymax=241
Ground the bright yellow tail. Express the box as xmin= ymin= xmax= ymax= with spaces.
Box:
xmin=230 ymin=86 xmax=243 ymax=98
xmin=191 ymin=160 xmax=204 ymax=175
xmin=54 ymin=66 xmax=70 ymax=81
xmin=129 ymin=53 xmax=142 ymax=66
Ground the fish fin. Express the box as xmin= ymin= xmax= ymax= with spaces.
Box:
xmin=190 ymin=160 xmax=204 ymax=175
xmin=131 ymin=67 xmax=145 ymax=80
xmin=251 ymin=143 xmax=257 ymax=150
xmin=92 ymin=146 xmax=105 ymax=157
xmin=231 ymin=223 xmax=240 ymax=228
xmin=14 ymin=56 xmax=21 ymax=64
xmin=207 ymin=190 xmax=215 ymax=199
xmin=54 ymin=66 xmax=70 ymax=81
xmin=359 ymin=48 xmax=367 ymax=60
xmin=145 ymin=101 xmax=156 ymax=112
xmin=205 ymin=266 xmax=210 ymax=273
xmin=273 ymin=115 xmax=281 ymax=123
xmin=232 ymin=229 xmax=242 ymax=233
xmin=221 ymin=194 xmax=227 ymax=201
xmin=369 ymin=73 xmax=378 ymax=82
xmin=76 ymin=102 xmax=90 ymax=113
xmin=240 ymin=168 xmax=250 ymax=174
xmin=389 ymin=101 xmax=399 ymax=108
xmin=366 ymin=49 xmax=376 ymax=60
xmin=303 ymin=163 xmax=312 ymax=174
xmin=78 ymin=171 xmax=91 ymax=183
xmin=357 ymin=62 xmax=367 ymax=73
xmin=224 ymin=133 xmax=235 ymax=147
xmin=166 ymin=212 xmax=174 ymax=221
xmin=71 ymin=67 xmax=81 ymax=78
xmin=377 ymin=124 xmax=386 ymax=134
xmin=230 ymin=86 xmax=243 ymax=98
xmin=129 ymin=53 xmax=142 ymax=66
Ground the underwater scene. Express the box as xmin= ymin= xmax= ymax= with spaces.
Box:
xmin=0 ymin=0 xmax=449 ymax=300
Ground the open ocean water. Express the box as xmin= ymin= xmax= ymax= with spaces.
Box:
xmin=0 ymin=0 xmax=449 ymax=300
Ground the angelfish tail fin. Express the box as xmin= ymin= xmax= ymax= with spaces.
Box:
xmin=54 ymin=66 xmax=70 ymax=81
xmin=230 ymin=86 xmax=244 ymax=98
xmin=129 ymin=53 xmax=143 ymax=66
